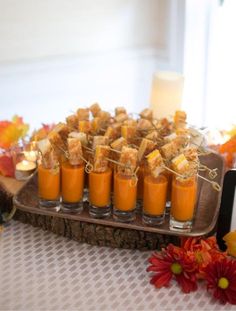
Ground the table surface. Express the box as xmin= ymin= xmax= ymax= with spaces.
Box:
xmin=1 ymin=221 xmax=235 ymax=311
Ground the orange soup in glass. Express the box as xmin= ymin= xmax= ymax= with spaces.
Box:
xmin=113 ymin=172 xmax=137 ymax=222
xmin=61 ymin=162 xmax=84 ymax=213
xmin=38 ymin=164 xmax=60 ymax=210
xmin=89 ymin=167 xmax=112 ymax=218
xmin=143 ymin=174 xmax=167 ymax=225
xmin=170 ymin=175 xmax=198 ymax=232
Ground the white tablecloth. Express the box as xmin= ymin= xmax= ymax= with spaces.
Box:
xmin=0 ymin=221 xmax=235 ymax=311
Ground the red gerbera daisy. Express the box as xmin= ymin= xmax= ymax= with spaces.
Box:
xmin=203 ymin=258 xmax=236 ymax=305
xmin=147 ymin=244 xmax=198 ymax=293
xmin=181 ymin=237 xmax=227 ymax=279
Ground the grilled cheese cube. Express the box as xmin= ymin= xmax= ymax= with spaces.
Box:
xmin=97 ymin=110 xmax=111 ymax=122
xmin=183 ymin=147 xmax=198 ymax=162
xmin=161 ymin=142 xmax=178 ymax=160
xmin=91 ymin=117 xmax=102 ymax=133
xmin=48 ymin=131 xmax=66 ymax=156
xmin=110 ymin=137 xmax=127 ymax=151
xmin=92 ymin=136 xmax=109 ymax=149
xmin=78 ymin=120 xmax=91 ymax=134
xmin=138 ymin=138 xmax=156 ymax=162
xmin=37 ymin=139 xmax=58 ymax=169
xmin=140 ymin=108 xmax=153 ymax=120
xmin=164 ymin=133 xmax=177 ymax=143
xmin=112 ymin=123 xmax=122 ymax=136
xmin=174 ymin=110 xmax=187 ymax=128
xmin=146 ymin=149 xmax=165 ymax=177
xmin=115 ymin=107 xmax=126 ymax=116
xmin=172 ymin=154 xmax=189 ymax=174
xmin=137 ymin=118 xmax=152 ymax=131
xmin=119 ymin=146 xmax=138 ymax=175
xmin=67 ymin=138 xmax=83 ymax=165
xmin=66 ymin=114 xmax=78 ymax=130
xmin=104 ymin=126 xmax=117 ymax=140
xmin=114 ymin=113 xmax=129 ymax=123
xmin=146 ymin=130 xmax=159 ymax=141
xmin=37 ymin=138 xmax=51 ymax=156
xmin=121 ymin=125 xmax=137 ymax=143
xmin=77 ymin=108 xmax=90 ymax=121
xmin=69 ymin=132 xmax=88 ymax=146
xmin=89 ymin=103 xmax=101 ymax=117
xmin=123 ymin=118 xmax=137 ymax=127
xmin=93 ymin=145 xmax=110 ymax=172
xmin=52 ymin=122 xmax=70 ymax=146
xmin=173 ymin=135 xmax=189 ymax=149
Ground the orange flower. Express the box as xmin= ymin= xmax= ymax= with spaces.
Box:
xmin=224 ymin=231 xmax=236 ymax=257
xmin=181 ymin=237 xmax=227 ymax=278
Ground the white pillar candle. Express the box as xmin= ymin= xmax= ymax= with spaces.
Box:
xmin=150 ymin=71 xmax=184 ymax=119
xmin=15 ymin=160 xmax=36 ymax=180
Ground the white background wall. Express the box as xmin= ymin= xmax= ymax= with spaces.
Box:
xmin=0 ymin=0 xmax=169 ymax=62
xmin=0 ymin=0 xmax=185 ymax=130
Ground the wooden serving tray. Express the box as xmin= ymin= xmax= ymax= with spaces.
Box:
xmin=13 ymin=152 xmax=224 ymax=250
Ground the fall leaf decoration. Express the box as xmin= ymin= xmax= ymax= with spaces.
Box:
xmin=30 ymin=123 xmax=55 ymax=142
xmin=0 ymin=155 xmax=14 ymax=177
xmin=0 ymin=115 xmax=29 ymax=149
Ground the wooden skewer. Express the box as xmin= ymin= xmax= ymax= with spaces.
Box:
xmin=163 ymin=164 xmax=221 ymax=191
xmin=197 ymin=174 xmax=221 ymax=191
xmin=198 ymin=164 xmax=218 ymax=179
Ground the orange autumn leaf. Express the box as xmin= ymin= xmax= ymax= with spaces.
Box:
xmin=0 ymin=155 xmax=15 ymax=177
xmin=30 ymin=123 xmax=55 ymax=141
xmin=0 ymin=115 xmax=29 ymax=149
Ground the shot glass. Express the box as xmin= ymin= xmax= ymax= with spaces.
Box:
xmin=142 ymin=174 xmax=167 ymax=225
xmin=162 ymin=170 xmax=172 ymax=214
xmin=61 ymin=162 xmax=84 ymax=213
xmin=169 ymin=175 xmax=198 ymax=232
xmin=38 ymin=164 xmax=61 ymax=211
xmin=12 ymin=146 xmax=37 ymax=181
xmin=89 ymin=168 xmax=112 ymax=218
xmin=113 ymin=172 xmax=137 ymax=222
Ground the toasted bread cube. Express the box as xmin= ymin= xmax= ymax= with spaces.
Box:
xmin=123 ymin=118 xmax=137 ymax=127
xmin=146 ymin=150 xmax=165 ymax=177
xmin=77 ymin=108 xmax=90 ymax=121
xmin=48 ymin=131 xmax=66 ymax=156
xmin=66 ymin=114 xmax=78 ymax=130
xmin=52 ymin=122 xmax=70 ymax=145
xmin=78 ymin=120 xmax=91 ymax=134
xmin=110 ymin=137 xmax=127 ymax=151
xmin=115 ymin=107 xmax=126 ymax=116
xmin=119 ymin=146 xmax=138 ymax=175
xmin=137 ymin=118 xmax=152 ymax=131
xmin=140 ymin=108 xmax=153 ymax=120
xmin=161 ymin=142 xmax=178 ymax=160
xmin=67 ymin=138 xmax=83 ymax=165
xmin=172 ymin=154 xmax=189 ymax=174
xmin=114 ymin=113 xmax=129 ymax=123
xmin=92 ymin=136 xmax=109 ymax=149
xmin=69 ymin=131 xmax=88 ymax=146
xmin=174 ymin=110 xmax=187 ymax=128
xmin=93 ymin=145 xmax=110 ymax=172
xmin=37 ymin=139 xmax=58 ymax=169
xmin=97 ymin=110 xmax=111 ymax=121
xmin=104 ymin=126 xmax=117 ymax=140
xmin=89 ymin=103 xmax=101 ymax=117
xmin=138 ymin=138 xmax=156 ymax=162
xmin=121 ymin=125 xmax=137 ymax=143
